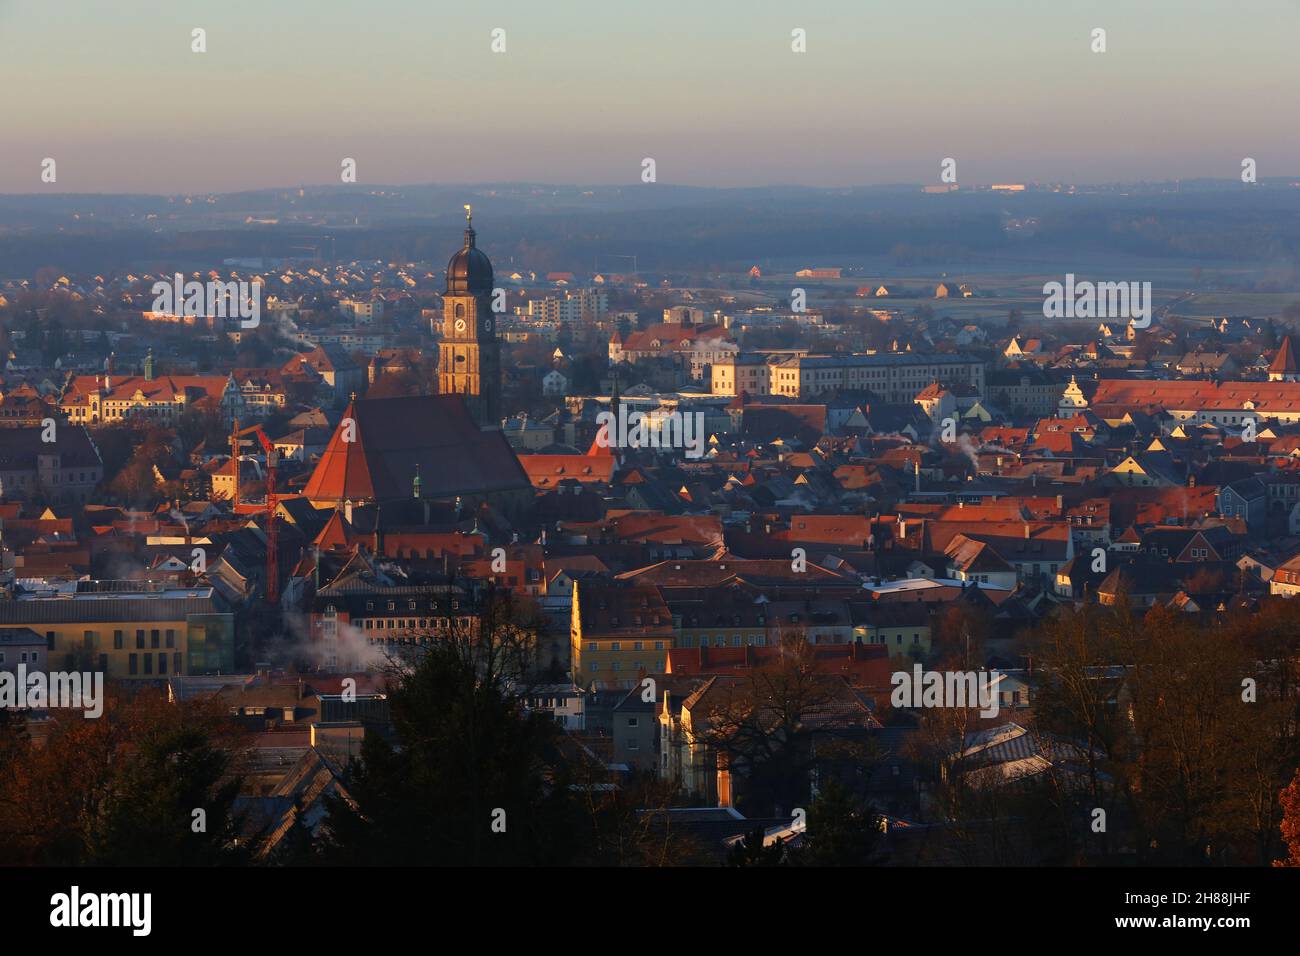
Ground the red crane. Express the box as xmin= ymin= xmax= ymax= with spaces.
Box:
xmin=254 ymin=427 xmax=280 ymax=605
xmin=229 ymin=419 xmax=279 ymax=604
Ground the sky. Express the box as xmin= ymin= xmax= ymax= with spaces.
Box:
xmin=0 ymin=0 xmax=1297 ymax=193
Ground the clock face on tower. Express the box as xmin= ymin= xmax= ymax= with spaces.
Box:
xmin=454 ymin=317 xmax=467 ymax=334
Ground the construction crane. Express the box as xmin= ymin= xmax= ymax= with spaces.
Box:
xmin=229 ymin=418 xmax=280 ymax=604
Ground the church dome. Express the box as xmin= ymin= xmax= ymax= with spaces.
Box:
xmin=446 ymin=217 xmax=493 ymax=295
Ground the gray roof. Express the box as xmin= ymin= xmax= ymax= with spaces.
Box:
xmin=779 ymin=351 xmax=983 ymax=369
xmin=0 ymin=596 xmax=224 ymax=625
xmin=0 ymin=627 xmax=44 ymax=645
xmin=0 ymin=425 xmax=101 ymax=470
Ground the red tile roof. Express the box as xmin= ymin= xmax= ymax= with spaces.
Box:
xmin=665 ymin=642 xmax=891 ymax=693
xmin=302 ymin=395 xmax=530 ymax=505
xmin=1271 ymin=336 xmax=1298 ymax=375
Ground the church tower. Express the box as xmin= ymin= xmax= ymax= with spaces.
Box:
xmin=438 ymin=205 xmax=501 ymax=428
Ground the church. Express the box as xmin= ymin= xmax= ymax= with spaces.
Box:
xmin=301 ymin=210 xmax=531 ymax=514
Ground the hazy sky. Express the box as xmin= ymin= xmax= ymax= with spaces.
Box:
xmin=1 ymin=0 xmax=1297 ymax=193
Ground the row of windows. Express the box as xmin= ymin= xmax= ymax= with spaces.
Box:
xmin=0 ymin=470 xmax=100 ymax=486
xmin=351 ymin=617 xmax=469 ymax=631
xmin=105 ymin=629 xmax=177 ymax=650
xmin=328 ymin=599 xmax=460 ymax=613
xmin=864 ymin=633 xmax=924 ymax=646
xmin=127 ymin=652 xmax=182 ymax=675
xmin=676 ymin=634 xmax=765 ymax=648
xmin=585 ymin=640 xmax=667 ymax=651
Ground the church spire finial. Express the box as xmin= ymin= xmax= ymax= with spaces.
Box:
xmin=462 ymin=204 xmax=476 ymax=249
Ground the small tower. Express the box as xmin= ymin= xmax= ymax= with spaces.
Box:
xmin=1058 ymin=375 xmax=1089 ymax=418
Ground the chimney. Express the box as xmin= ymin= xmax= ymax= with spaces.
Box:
xmin=1024 ymin=522 xmax=1031 ymax=539
xmin=344 ymin=499 xmax=353 ymax=524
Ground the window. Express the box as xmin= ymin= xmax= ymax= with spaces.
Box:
xmin=113 ymin=630 xmax=124 ymax=650
xmin=627 ymin=717 xmax=639 ymax=727
xmin=136 ymin=629 xmax=145 ymax=649
xmin=129 ymin=654 xmax=138 ymax=675
xmin=143 ymin=654 xmax=153 ymax=675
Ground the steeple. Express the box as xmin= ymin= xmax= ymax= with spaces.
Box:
xmin=439 ymin=207 xmax=501 ymax=428
xmin=1270 ymin=335 xmax=1298 ymax=382
xmin=462 ymin=204 xmax=477 ymax=250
